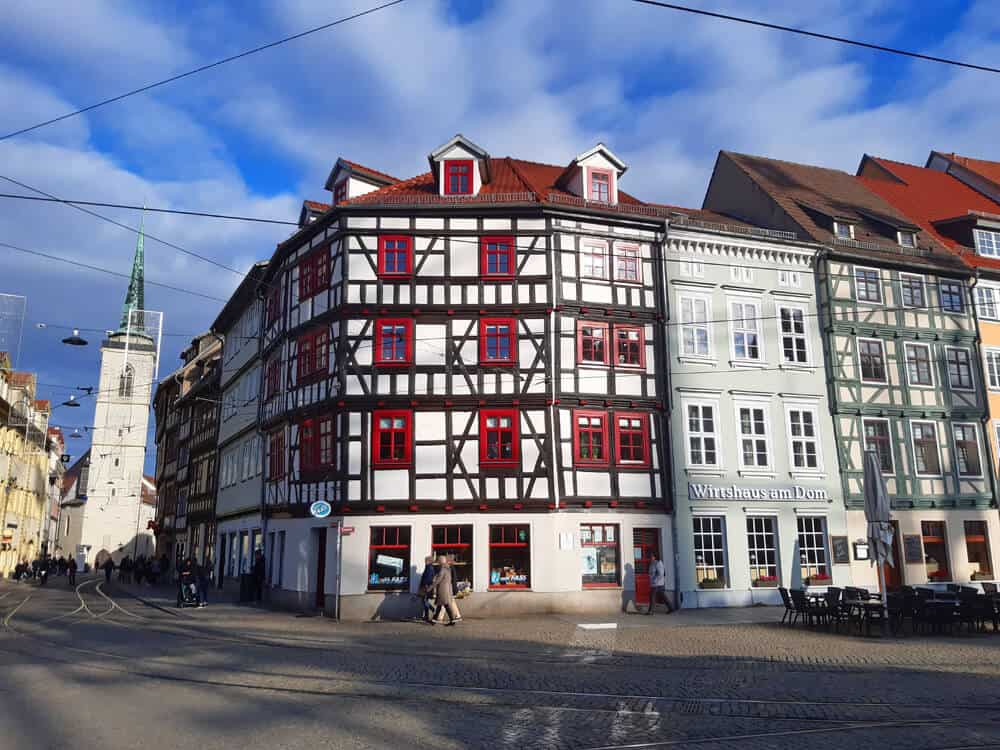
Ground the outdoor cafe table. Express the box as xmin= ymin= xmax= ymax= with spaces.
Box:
xmin=843 ymin=599 xmax=886 ymax=636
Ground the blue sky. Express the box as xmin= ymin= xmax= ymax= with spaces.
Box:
xmin=1 ymin=0 xmax=999 ymax=473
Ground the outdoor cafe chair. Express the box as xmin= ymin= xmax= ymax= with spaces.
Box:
xmin=790 ymin=588 xmax=826 ymax=627
xmin=982 ymin=582 xmax=998 ymax=595
xmin=778 ymin=587 xmax=796 ymax=625
xmin=824 ymin=587 xmax=849 ymax=632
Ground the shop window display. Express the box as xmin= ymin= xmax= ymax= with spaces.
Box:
xmin=489 ymin=525 xmax=530 ymax=589
xmin=580 ymin=523 xmax=620 ymax=587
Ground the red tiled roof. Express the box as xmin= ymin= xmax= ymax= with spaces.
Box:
xmin=860 ymin=156 xmax=1000 ymax=271
xmin=343 ymin=156 xmax=647 ymax=208
xmin=340 ymin=159 xmax=401 ymax=185
xmin=8 ymin=372 xmax=33 ymax=387
xmin=303 ymin=200 xmax=330 ymax=212
xmin=34 ymin=399 xmax=50 ymax=411
xmin=938 ymin=153 xmax=1000 ymax=189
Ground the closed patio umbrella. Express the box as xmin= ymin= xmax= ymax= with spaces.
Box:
xmin=864 ymin=449 xmax=894 ymax=633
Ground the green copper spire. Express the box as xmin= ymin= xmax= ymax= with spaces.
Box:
xmin=118 ymin=211 xmax=145 ymax=332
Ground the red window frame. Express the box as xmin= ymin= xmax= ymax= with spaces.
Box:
xmin=480 ymin=318 xmax=517 ymax=365
xmin=588 ymin=168 xmax=613 ymax=202
xmin=488 ymin=524 xmax=530 ymax=590
xmin=368 ymin=526 xmax=411 ymax=591
xmin=615 ymin=412 xmax=651 ymax=468
xmin=268 ymin=429 xmax=285 ymax=480
xmin=614 ymin=244 xmax=642 ymax=283
xmin=372 ymin=409 xmax=413 ymax=467
xmin=296 ymin=327 xmax=329 ymax=383
xmin=298 ymin=247 xmax=330 ymax=301
xmin=374 ymin=318 xmax=413 ymax=366
xmin=264 ymin=357 xmax=281 ymax=400
xmin=614 ymin=325 xmax=644 ymax=368
xmin=577 ymin=321 xmax=609 ymax=366
xmin=479 ymin=408 xmax=519 ymax=467
xmin=266 ymin=284 xmax=282 ymax=326
xmin=378 ymin=236 xmax=413 ymax=277
xmin=443 ymin=159 xmax=473 ymax=195
xmin=573 ymin=410 xmax=609 ymax=467
xmin=299 ymin=415 xmax=334 ymax=473
xmin=333 ymin=179 xmax=348 ymax=205
xmin=480 ymin=236 xmax=515 ymax=279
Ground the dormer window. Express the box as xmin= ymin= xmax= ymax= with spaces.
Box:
xmin=975 ymin=228 xmax=1000 ymax=258
xmin=444 ymin=160 xmax=473 ymax=195
xmin=589 ymin=170 xmax=612 ymax=202
xmin=897 ymin=230 xmax=917 ymax=248
xmin=833 ymin=221 xmax=854 ymax=239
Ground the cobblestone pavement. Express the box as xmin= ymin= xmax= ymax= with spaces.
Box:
xmin=2 ymin=578 xmax=1000 ymax=749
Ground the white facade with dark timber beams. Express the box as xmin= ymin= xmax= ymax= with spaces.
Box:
xmin=259 ymin=136 xmax=675 ymax=618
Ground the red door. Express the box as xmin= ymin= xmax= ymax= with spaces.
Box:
xmin=881 ymin=521 xmax=902 ymax=591
xmin=632 ymin=528 xmax=661 ymax=605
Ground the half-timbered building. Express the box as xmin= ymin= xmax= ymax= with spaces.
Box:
xmin=704 ymin=152 xmax=997 ymax=592
xmin=259 ymin=135 xmax=672 ymax=617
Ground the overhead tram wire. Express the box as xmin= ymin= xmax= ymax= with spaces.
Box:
xmin=0 ymin=194 xmax=297 ymax=226
xmin=0 ymin=0 xmax=409 ymax=142
xmin=629 ymin=0 xmax=1000 ymax=76
xmin=0 ymin=240 xmax=227 ymax=303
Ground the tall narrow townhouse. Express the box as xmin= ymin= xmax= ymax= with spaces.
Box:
xmin=704 ymin=152 xmax=993 ymax=591
xmin=213 ymin=262 xmax=267 ymax=594
xmin=662 ymin=210 xmax=850 ymax=608
xmin=859 ymin=155 xmax=1000 ymax=585
xmin=258 ymin=135 xmax=672 ymax=618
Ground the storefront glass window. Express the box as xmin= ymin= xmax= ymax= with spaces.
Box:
xmin=797 ymin=516 xmax=828 ymax=583
xmin=746 ymin=517 xmax=779 ymax=587
xmin=964 ymin=521 xmax=993 ymax=580
xmin=580 ymin=523 xmax=620 ymax=587
xmin=368 ymin=526 xmax=411 ymax=590
xmin=693 ymin=516 xmax=727 ymax=588
xmin=489 ymin=525 xmax=530 ymax=590
xmin=921 ymin=521 xmax=950 ymax=583
xmin=432 ymin=525 xmax=473 ymax=588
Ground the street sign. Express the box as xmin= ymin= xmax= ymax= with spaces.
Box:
xmin=310 ymin=500 xmax=332 ymax=519
xmin=341 ymin=526 xmax=355 ymax=536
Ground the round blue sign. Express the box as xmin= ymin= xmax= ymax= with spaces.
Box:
xmin=310 ymin=500 xmax=332 ymax=519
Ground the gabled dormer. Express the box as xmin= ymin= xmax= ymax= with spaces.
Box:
xmin=298 ymin=200 xmax=330 ymax=228
xmin=324 ymin=158 xmax=399 ymax=205
xmin=557 ymin=143 xmax=628 ymax=204
xmin=428 ymin=134 xmax=491 ymax=197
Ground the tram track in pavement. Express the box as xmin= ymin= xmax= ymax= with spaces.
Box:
xmin=1 ymin=593 xmax=998 ymax=731
xmin=3 ymin=585 xmax=1000 ymax=748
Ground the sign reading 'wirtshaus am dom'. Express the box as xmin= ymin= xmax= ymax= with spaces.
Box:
xmin=688 ymin=484 xmax=831 ymax=501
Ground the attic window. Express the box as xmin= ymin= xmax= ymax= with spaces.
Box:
xmin=589 ymin=170 xmax=612 ymax=203
xmin=833 ymin=221 xmax=854 ymax=240
xmin=974 ymin=228 xmax=1000 ymax=258
xmin=898 ymin=231 xmax=917 ymax=249
xmin=444 ymin=160 xmax=473 ymax=195
xmin=333 ymin=180 xmax=348 ymax=204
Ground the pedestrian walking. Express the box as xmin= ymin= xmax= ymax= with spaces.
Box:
xmin=646 ymin=553 xmax=671 ymax=614
xmin=196 ymin=560 xmax=210 ymax=608
xmin=102 ymin=557 xmax=115 ymax=585
xmin=431 ymin=556 xmax=458 ymax=625
xmin=38 ymin=557 xmax=49 ymax=586
xmin=419 ymin=555 xmax=437 ymax=622
xmin=252 ymin=550 xmax=266 ymax=603
xmin=67 ymin=557 xmax=77 ymax=586
xmin=445 ymin=553 xmax=463 ymax=623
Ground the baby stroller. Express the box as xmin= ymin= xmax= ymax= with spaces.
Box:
xmin=176 ymin=570 xmax=199 ymax=608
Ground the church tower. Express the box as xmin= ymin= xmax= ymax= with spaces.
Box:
xmin=75 ymin=224 xmax=159 ymax=565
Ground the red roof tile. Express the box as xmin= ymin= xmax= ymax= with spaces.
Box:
xmin=859 ymin=156 xmax=1000 ymax=271
xmin=303 ymin=200 xmax=330 ymax=212
xmin=938 ymin=153 xmax=1000 ymax=189
xmin=339 ymin=159 xmax=401 ymax=185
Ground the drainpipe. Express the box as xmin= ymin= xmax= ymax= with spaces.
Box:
xmin=660 ymin=218 xmax=681 ymax=610
xmin=969 ymin=272 xmax=999 ymax=514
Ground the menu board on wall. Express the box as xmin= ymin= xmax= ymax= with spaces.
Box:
xmin=903 ymin=534 xmax=923 ymax=564
xmin=831 ymin=536 xmax=850 ymax=565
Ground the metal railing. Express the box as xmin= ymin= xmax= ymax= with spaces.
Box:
xmin=833 ymin=236 xmax=931 ymax=257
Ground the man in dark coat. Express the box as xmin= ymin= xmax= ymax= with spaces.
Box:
xmin=67 ymin=557 xmax=77 ymax=586
xmin=419 ymin=556 xmax=437 ymax=622
xmin=252 ymin=550 xmax=266 ymax=603
xmin=102 ymin=557 xmax=115 ymax=584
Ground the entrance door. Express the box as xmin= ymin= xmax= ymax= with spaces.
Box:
xmin=217 ymin=534 xmax=227 ymax=589
xmin=315 ymin=528 xmax=327 ymax=610
xmin=632 ymin=528 xmax=661 ymax=605
xmin=881 ymin=521 xmax=902 ymax=591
